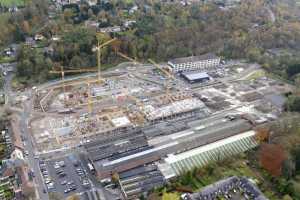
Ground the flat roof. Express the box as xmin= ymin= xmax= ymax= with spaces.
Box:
xmin=111 ymin=116 xmax=131 ymax=128
xmin=143 ymin=98 xmax=204 ymax=120
xmin=182 ymin=71 xmax=210 ymax=81
xmin=165 ymin=130 xmax=256 ymax=164
xmin=101 ymin=141 xmax=179 ymax=167
xmin=169 ymin=53 xmax=218 ymax=65
xmin=265 ymin=94 xmax=286 ymax=108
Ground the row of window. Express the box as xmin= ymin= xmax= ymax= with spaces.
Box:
xmin=176 ymin=59 xmax=219 ymax=67
xmin=173 ymin=63 xmax=218 ymax=72
xmin=169 ymin=59 xmax=220 ymax=72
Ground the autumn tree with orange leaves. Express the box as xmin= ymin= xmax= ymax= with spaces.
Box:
xmin=259 ymin=144 xmax=286 ymax=176
xmin=255 ymin=127 xmax=270 ymax=143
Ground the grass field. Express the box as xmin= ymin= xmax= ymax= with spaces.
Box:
xmin=162 ymin=192 xmax=180 ymax=200
xmin=246 ymin=69 xmax=266 ymax=80
xmin=0 ymin=0 xmax=24 ymax=7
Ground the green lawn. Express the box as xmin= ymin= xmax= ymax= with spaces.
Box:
xmin=162 ymin=191 xmax=180 ymax=200
xmin=0 ymin=56 xmax=16 ymax=64
xmin=0 ymin=143 xmax=6 ymax=160
xmin=246 ymin=69 xmax=266 ymax=80
xmin=0 ymin=185 xmax=13 ymax=200
xmin=0 ymin=0 xmax=25 ymax=7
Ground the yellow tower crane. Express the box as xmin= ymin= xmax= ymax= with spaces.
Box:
xmin=86 ymin=79 xmax=93 ymax=114
xmin=116 ymin=51 xmax=140 ymax=65
xmin=82 ymin=35 xmax=117 ymax=114
xmin=111 ymin=46 xmax=146 ymax=124
xmin=49 ymin=35 xmax=116 ymax=112
xmin=49 ymin=66 xmax=98 ymax=106
xmin=78 ymin=78 xmax=106 ymax=114
xmin=148 ymin=59 xmax=175 ymax=98
xmin=95 ymin=34 xmax=117 ymax=83
xmin=110 ymin=38 xmax=140 ymax=65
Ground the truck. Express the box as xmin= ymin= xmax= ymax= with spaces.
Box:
xmin=87 ymin=163 xmax=95 ymax=173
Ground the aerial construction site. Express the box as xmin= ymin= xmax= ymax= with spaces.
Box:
xmin=21 ymin=36 xmax=293 ymax=199
xmin=31 ymin=57 xmax=201 ymax=152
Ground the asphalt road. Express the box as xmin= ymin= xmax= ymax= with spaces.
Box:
xmin=20 ymin=94 xmax=50 ymax=200
xmin=2 ymin=68 xmax=48 ymax=198
xmin=79 ymin=153 xmax=121 ymax=200
xmin=8 ymin=60 xmax=262 ymax=200
xmin=3 ymin=71 xmax=13 ymax=105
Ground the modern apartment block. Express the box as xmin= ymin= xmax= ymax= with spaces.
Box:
xmin=168 ymin=53 xmax=220 ymax=73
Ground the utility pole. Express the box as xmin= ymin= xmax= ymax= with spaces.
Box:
xmin=97 ymin=38 xmax=101 ymax=83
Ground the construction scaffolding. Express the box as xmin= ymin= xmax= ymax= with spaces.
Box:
xmin=143 ymin=98 xmax=205 ymax=121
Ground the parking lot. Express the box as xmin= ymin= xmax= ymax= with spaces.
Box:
xmin=186 ymin=176 xmax=267 ymax=200
xmin=38 ymin=154 xmax=92 ymax=198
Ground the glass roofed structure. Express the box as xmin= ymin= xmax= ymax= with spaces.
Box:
xmin=159 ymin=131 xmax=258 ymax=177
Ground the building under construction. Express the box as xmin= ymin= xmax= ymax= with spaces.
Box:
xmin=22 ymin=31 xmax=292 ymax=200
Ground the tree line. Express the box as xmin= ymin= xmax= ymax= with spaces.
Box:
xmin=4 ymin=0 xmax=300 ymax=87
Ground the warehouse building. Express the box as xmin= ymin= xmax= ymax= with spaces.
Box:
xmin=181 ymin=71 xmax=211 ymax=83
xmin=119 ymin=165 xmax=165 ymax=199
xmin=94 ymin=143 xmax=175 ymax=178
xmin=168 ymin=53 xmax=220 ymax=73
xmin=93 ymin=119 xmax=252 ymax=179
xmin=158 ymin=130 xmax=258 ymax=178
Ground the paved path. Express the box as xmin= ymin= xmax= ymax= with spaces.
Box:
xmin=19 ymin=94 xmax=50 ymax=200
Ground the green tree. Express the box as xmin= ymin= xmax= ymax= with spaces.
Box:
xmin=287 ymin=63 xmax=300 ymax=78
xmin=286 ymin=95 xmax=300 ymax=112
xmin=48 ymin=192 xmax=64 ymax=200
xmin=63 ymin=9 xmax=76 ymax=23
xmin=16 ymin=45 xmax=53 ymax=84
xmin=111 ymin=172 xmax=120 ymax=184
xmin=291 ymin=146 xmax=300 ymax=172
xmin=282 ymin=158 xmax=296 ymax=180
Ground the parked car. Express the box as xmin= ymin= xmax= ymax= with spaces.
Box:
xmin=61 ymin=180 xmax=67 ymax=185
xmin=67 ymin=181 xmax=74 ymax=185
xmin=58 ymin=172 xmax=66 ymax=177
xmin=54 ymin=163 xmax=60 ymax=169
xmin=56 ymin=160 xmax=65 ymax=167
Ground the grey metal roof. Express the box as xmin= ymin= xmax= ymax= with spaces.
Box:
xmin=169 ymin=53 xmax=218 ymax=65
xmin=102 ymin=142 xmax=178 ymax=167
xmin=265 ymin=94 xmax=286 ymax=108
xmin=182 ymin=71 xmax=210 ymax=81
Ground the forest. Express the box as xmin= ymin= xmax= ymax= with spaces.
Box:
xmin=0 ymin=0 xmax=300 ymax=86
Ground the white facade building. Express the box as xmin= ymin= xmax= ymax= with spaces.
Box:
xmin=168 ymin=53 xmax=220 ymax=73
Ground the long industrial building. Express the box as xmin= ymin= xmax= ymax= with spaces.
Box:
xmin=90 ymin=118 xmax=253 ymax=179
xmin=158 ymin=130 xmax=258 ymax=178
xmin=168 ymin=53 xmax=220 ymax=73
